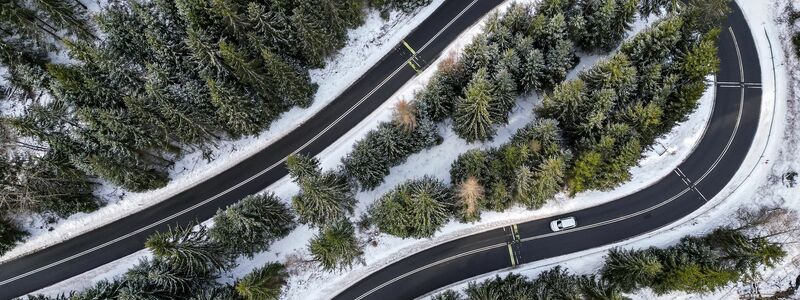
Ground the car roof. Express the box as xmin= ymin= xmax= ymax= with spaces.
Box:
xmin=560 ymin=217 xmax=576 ymax=226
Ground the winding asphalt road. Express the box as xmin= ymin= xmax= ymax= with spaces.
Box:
xmin=333 ymin=2 xmax=763 ymax=300
xmin=0 ymin=0 xmax=505 ymax=298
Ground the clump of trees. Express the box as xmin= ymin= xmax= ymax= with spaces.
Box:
xmin=603 ymin=229 xmax=786 ymax=294
xmin=287 ymin=153 xmax=356 ymax=227
xmin=34 ymin=200 xmax=295 ymax=299
xmin=363 ymin=0 xmax=729 ymax=242
xmin=432 ymin=267 xmax=624 ymax=300
xmin=342 ymin=100 xmax=441 ymax=190
xmin=433 ymin=212 xmax=791 ymax=299
xmin=540 ymin=12 xmax=720 ymax=195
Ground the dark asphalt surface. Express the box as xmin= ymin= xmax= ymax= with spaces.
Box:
xmin=0 ymin=0 xmax=505 ymax=298
xmin=333 ymin=2 xmax=763 ymax=300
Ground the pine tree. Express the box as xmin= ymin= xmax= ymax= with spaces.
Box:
xmin=543 ymin=39 xmax=576 ymax=90
xmin=454 ymin=68 xmax=496 ymax=142
xmin=639 ymin=0 xmax=679 ymax=17
xmin=235 ymin=262 xmax=288 ymax=300
xmin=579 ymin=275 xmax=625 ymax=300
xmin=145 ymin=223 xmax=226 ymax=276
xmin=531 ymin=266 xmax=583 ymax=299
xmin=209 ymin=193 xmax=295 ymax=257
xmin=486 ymin=182 xmax=512 ymax=211
xmin=308 ymin=219 xmax=364 ymax=271
xmin=342 ymin=137 xmax=390 ymax=190
xmin=71 ymin=279 xmax=124 ymax=300
xmin=0 ymin=151 xmax=97 ymax=217
xmin=218 ymin=40 xmax=271 ymax=98
xmin=538 ymin=79 xmax=589 ymax=141
xmin=416 ymin=75 xmax=455 ymax=122
xmin=518 ymin=46 xmax=546 ymax=94
xmin=289 ymin=2 xmax=334 ymax=68
xmin=578 ymin=0 xmax=638 ymax=53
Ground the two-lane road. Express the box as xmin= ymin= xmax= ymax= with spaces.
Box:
xmin=0 ymin=1 xmax=505 ymax=298
xmin=334 ymin=2 xmax=763 ymax=299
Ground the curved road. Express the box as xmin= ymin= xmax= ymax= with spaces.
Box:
xmin=0 ymin=0 xmax=505 ymax=298
xmin=334 ymin=2 xmax=763 ymax=300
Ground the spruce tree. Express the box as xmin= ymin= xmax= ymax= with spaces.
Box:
xmin=449 ymin=149 xmax=490 ymax=186
xmin=0 ymin=217 xmax=26 ymax=255
xmin=602 ymin=248 xmax=663 ymax=292
xmin=261 ymin=49 xmax=316 ymax=108
xmin=430 ymin=290 xmax=464 ymax=300
xmin=491 ymin=68 xmax=518 ymax=124
xmin=529 ymin=157 xmax=565 ymax=208
xmin=209 ymin=193 xmax=295 ymax=257
xmin=371 ymin=176 xmax=452 ymax=238
xmin=145 ymin=223 xmax=226 ymax=276
xmin=235 ymin=262 xmax=288 ymax=300
xmin=286 ymin=153 xmax=321 ymax=182
xmin=291 ymin=167 xmax=356 ymax=227
xmin=454 ymin=68 xmax=496 ymax=142
xmin=30 ymin=0 xmax=95 ymax=41
xmin=308 ymin=219 xmax=364 ymax=271
xmin=206 ymin=77 xmax=263 ymax=136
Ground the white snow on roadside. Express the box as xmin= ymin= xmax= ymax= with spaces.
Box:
xmin=421 ymin=0 xmax=799 ymax=299
xmin=28 ymin=1 xmax=720 ymax=299
xmin=2 ymin=2 xmax=446 ymax=263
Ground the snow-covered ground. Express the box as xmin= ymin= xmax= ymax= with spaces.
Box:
xmin=28 ymin=1 xmax=719 ymax=298
xmin=1 ymin=1 xmax=446 ymax=263
xmin=419 ymin=0 xmax=799 ymax=299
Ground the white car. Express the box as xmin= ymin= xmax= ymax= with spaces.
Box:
xmin=550 ymin=217 xmax=577 ymax=232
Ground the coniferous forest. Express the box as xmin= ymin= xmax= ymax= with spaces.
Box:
xmin=6 ymin=0 xmax=781 ymax=299
xmin=0 ymin=0 xmax=430 ymax=253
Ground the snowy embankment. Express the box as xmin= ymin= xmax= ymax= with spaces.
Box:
xmin=29 ymin=1 xmax=719 ymax=298
xmin=420 ymin=0 xmax=797 ymax=299
xmin=1 ymin=1 xmax=445 ymax=263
